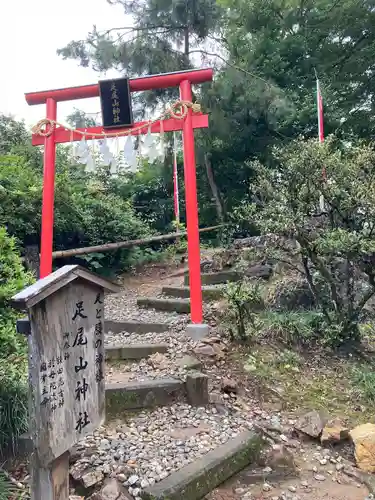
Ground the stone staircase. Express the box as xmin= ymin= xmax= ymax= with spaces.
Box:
xmin=69 ymin=267 xmax=267 ymax=500
xmin=136 ymin=268 xmax=238 ymax=315
xmin=104 ymin=317 xmax=208 ymax=416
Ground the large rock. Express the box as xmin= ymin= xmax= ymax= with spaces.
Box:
xmin=265 ymin=273 xmax=315 ymax=311
xmin=176 ymin=355 xmax=201 ymax=371
xmin=294 ymin=410 xmax=328 ymax=439
xmin=88 ymin=478 xmax=132 ymax=500
xmin=321 ymin=418 xmax=349 ymax=445
xmin=70 ymin=462 xmax=104 ymax=488
xmin=244 ymin=264 xmax=273 ymax=280
xmin=350 ymin=423 xmax=375 ymax=472
xmin=221 ymin=377 xmax=238 ymax=394
xmin=193 ymin=343 xmax=225 ymax=359
xmin=193 ymin=344 xmax=216 ymax=357
xmin=265 ymin=444 xmax=296 ymax=475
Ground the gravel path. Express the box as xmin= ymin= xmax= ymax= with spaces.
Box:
xmin=104 ymin=321 xmax=190 ymax=346
xmin=106 ymin=351 xmax=199 ymax=382
xmin=73 ymin=403 xmax=254 ymax=499
xmin=72 ymin=263 xmax=256 ymax=500
xmin=104 ymin=266 xmax=188 ymax=324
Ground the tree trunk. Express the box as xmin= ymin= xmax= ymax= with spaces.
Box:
xmin=204 ymin=153 xmax=224 ymax=223
xmin=51 ymin=225 xmax=224 ymax=259
xmin=24 ymin=245 xmax=40 ymax=278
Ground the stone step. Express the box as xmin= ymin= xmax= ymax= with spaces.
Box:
xmin=105 ymin=372 xmax=208 ymax=415
xmin=105 ymin=320 xmax=169 ymax=334
xmin=105 ymin=343 xmax=168 ymax=361
xmin=184 ymin=270 xmax=241 ymax=286
xmin=166 ymin=261 xmax=213 ymax=279
xmin=162 ymin=285 xmax=224 ymax=301
xmin=106 ymin=378 xmax=184 ymax=415
xmin=141 ymin=430 xmax=263 ymax=500
xmin=137 ymin=297 xmax=190 ymax=314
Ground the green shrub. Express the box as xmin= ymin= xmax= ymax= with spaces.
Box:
xmin=351 ymin=364 xmax=375 ymax=403
xmin=0 ymin=470 xmax=24 ymax=500
xmin=260 ymin=310 xmax=323 ymax=346
xmin=274 ymin=349 xmax=302 ymax=368
xmin=240 ymin=137 xmax=375 ymax=346
xmin=0 ymin=155 xmax=154 ymax=273
xmin=0 ymin=228 xmax=31 ymax=453
xmin=0 ymin=356 xmax=28 ymax=454
xmin=223 ymin=280 xmax=263 ymax=341
xmin=0 ymin=227 xmax=33 ymax=357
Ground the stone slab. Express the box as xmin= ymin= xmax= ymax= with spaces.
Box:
xmin=176 ymin=355 xmax=202 ymax=371
xmin=244 ymin=264 xmax=273 ymax=280
xmin=141 ymin=431 xmax=263 ymax=500
xmin=186 ymin=371 xmax=208 ymax=406
xmin=186 ymin=323 xmax=209 ymax=340
xmin=105 ymin=320 xmax=169 ymax=334
xmin=105 ymin=378 xmax=186 ymax=415
xmin=105 ymin=343 xmax=168 ymax=360
xmin=184 ymin=271 xmax=241 ymax=286
xmin=137 ymin=297 xmax=190 ymax=314
xmin=162 ymin=286 xmax=224 ymax=301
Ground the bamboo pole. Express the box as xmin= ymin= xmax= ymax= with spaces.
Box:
xmin=51 ymin=225 xmax=224 ymax=260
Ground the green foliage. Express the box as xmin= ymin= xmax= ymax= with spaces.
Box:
xmin=351 ymin=364 xmax=375 ymax=404
xmin=0 ymin=228 xmax=30 ymax=453
xmin=0 ymin=150 xmax=154 ymax=273
xmin=0 ymin=357 xmax=28 ymax=454
xmin=0 ymin=115 xmax=42 ymax=167
xmin=0 ymin=227 xmax=33 ymax=307
xmin=219 ymin=0 xmax=375 ymax=140
xmin=58 ymin=0 xmax=222 ymax=77
xmin=260 ymin=310 xmax=323 ymax=346
xmin=113 ymin=158 xmax=177 ymax=233
xmin=0 ymin=227 xmax=33 ymax=357
xmin=223 ymin=280 xmax=263 ymax=341
xmin=274 ymin=349 xmax=302 ymax=370
xmin=242 ymin=137 xmax=375 ymax=346
xmin=0 ymin=471 xmax=23 ymax=500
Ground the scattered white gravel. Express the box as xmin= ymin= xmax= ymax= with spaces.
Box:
xmin=105 ymin=324 xmax=190 ymax=347
xmin=106 ymin=351 xmax=199 ymax=382
xmin=73 ymin=403 xmax=254 ymax=496
xmin=105 ymin=288 xmax=188 ymax=324
xmin=72 ymin=269 xmax=256 ymax=499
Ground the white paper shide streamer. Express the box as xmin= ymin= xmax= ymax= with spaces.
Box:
xmin=122 ymin=135 xmax=137 ymax=171
xmin=74 ymin=115 xmax=169 ymax=174
xmin=75 ymin=137 xmax=95 ymax=172
xmin=99 ymin=139 xmax=114 ymax=166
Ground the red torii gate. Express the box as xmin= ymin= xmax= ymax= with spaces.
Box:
xmin=25 ymin=68 xmax=213 ymax=328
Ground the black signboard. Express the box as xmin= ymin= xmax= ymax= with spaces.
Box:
xmin=99 ymin=77 xmax=134 ymax=129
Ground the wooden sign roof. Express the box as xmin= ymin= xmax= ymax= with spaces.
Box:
xmin=12 ymin=265 xmax=121 ymax=309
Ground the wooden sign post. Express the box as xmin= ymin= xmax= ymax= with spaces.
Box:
xmin=12 ymin=265 xmax=121 ymax=500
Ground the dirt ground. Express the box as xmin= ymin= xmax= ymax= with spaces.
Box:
xmin=207 ymin=445 xmax=369 ymax=499
xmin=209 ymin=481 xmax=368 ymax=500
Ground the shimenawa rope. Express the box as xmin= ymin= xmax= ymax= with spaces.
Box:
xmin=31 ymin=100 xmax=201 ymax=138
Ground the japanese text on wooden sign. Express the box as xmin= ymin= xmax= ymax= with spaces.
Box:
xmin=31 ymin=281 xmax=105 ymax=466
xmin=99 ymin=77 xmax=133 ymax=129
